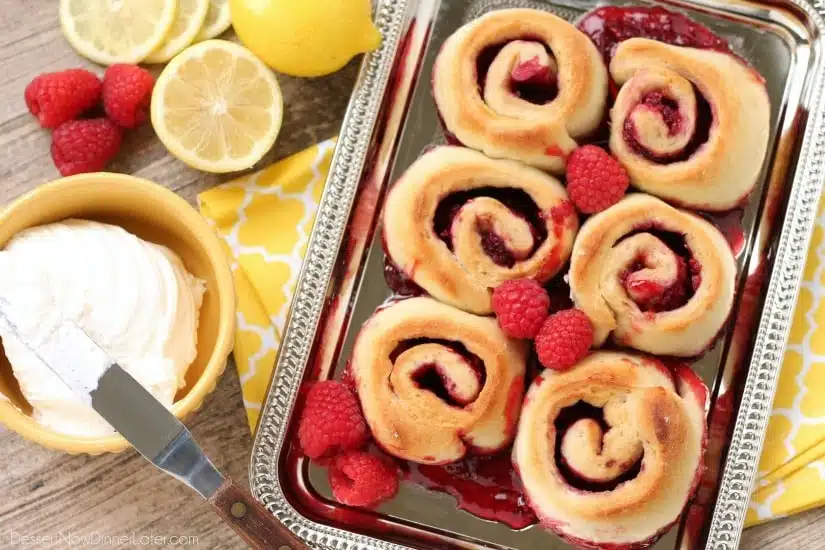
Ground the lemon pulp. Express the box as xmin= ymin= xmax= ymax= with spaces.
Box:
xmin=60 ymin=0 xmax=178 ymax=65
xmin=195 ymin=0 xmax=231 ymax=40
xmin=144 ymin=0 xmax=210 ymax=63
xmin=151 ymin=40 xmax=284 ymax=173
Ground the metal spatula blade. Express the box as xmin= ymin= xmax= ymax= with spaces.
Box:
xmin=92 ymin=362 xmax=224 ymax=497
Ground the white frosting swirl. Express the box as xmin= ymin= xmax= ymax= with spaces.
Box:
xmin=0 ymin=220 xmax=205 ymax=437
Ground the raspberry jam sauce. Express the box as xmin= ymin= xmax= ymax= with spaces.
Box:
xmin=383 ymin=255 xmax=424 ymax=296
xmin=576 ymin=5 xmax=731 ymax=63
xmin=702 ymin=208 xmax=747 ymax=256
xmin=402 ymin=454 xmax=538 ymax=530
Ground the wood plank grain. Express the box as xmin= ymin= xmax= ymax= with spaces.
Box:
xmin=0 ymin=1 xmax=816 ymax=549
xmin=741 ymin=508 xmax=825 ymax=549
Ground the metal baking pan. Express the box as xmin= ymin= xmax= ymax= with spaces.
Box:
xmin=250 ymin=0 xmax=825 ymax=548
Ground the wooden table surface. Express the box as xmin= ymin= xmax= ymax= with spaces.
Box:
xmin=0 ymin=1 xmax=821 ymax=548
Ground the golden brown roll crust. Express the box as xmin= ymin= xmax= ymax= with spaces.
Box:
xmin=513 ymin=352 xmax=708 ymax=547
xmin=609 ymin=38 xmax=770 ymax=210
xmin=433 ymin=8 xmax=608 ymax=173
xmin=569 ymin=193 xmax=736 ymax=357
xmin=383 ymin=146 xmax=578 ymax=315
xmin=351 ymin=297 xmax=528 ymax=464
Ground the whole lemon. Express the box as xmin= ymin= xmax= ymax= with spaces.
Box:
xmin=230 ymin=0 xmax=382 ymax=77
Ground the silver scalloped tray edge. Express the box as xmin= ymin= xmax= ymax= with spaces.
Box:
xmin=249 ymin=1 xmax=413 ymax=548
xmin=249 ymin=1 xmax=825 ymax=548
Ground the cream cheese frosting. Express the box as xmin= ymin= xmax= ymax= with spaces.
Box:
xmin=0 ymin=219 xmax=205 ymax=437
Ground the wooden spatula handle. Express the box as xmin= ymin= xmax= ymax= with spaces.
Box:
xmin=208 ymin=477 xmax=308 ymax=550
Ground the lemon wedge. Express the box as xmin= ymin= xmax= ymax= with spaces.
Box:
xmin=230 ymin=0 xmax=381 ymax=77
xmin=144 ymin=0 xmax=209 ymax=63
xmin=59 ymin=0 xmax=177 ymax=65
xmin=195 ymin=0 xmax=231 ymax=41
xmin=151 ymin=40 xmax=283 ymax=173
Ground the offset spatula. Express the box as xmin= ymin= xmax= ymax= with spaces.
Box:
xmin=0 ymin=300 xmax=306 ymax=550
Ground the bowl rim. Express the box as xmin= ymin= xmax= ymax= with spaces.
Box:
xmin=0 ymin=172 xmax=236 ymax=454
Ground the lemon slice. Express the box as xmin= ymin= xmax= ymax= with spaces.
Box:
xmin=144 ymin=0 xmax=209 ymax=63
xmin=59 ymin=0 xmax=177 ymax=65
xmin=195 ymin=0 xmax=231 ymax=41
xmin=151 ymin=40 xmax=283 ymax=173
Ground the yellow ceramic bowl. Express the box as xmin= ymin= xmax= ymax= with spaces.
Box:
xmin=0 ymin=173 xmax=235 ymax=454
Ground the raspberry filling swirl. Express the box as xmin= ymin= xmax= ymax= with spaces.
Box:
xmin=483 ymin=41 xmax=559 ymax=110
xmin=514 ymin=352 xmax=708 ymax=548
xmin=351 ymin=297 xmax=527 ymax=464
xmin=393 ymin=340 xmax=485 ymax=408
xmin=609 ymin=38 xmax=770 ymax=210
xmin=569 ymin=194 xmax=736 ymax=357
xmin=383 ymin=147 xmax=578 ymax=315
xmin=618 ymin=71 xmax=702 ymax=163
xmin=609 ymin=232 xmax=698 ymax=314
xmin=435 ymin=187 xmax=547 ymax=269
xmin=432 ymin=8 xmax=607 ymax=173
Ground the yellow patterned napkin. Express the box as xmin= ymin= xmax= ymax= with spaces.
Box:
xmin=198 ymin=139 xmax=824 ymax=525
xmin=746 ymin=191 xmax=825 ymax=526
xmin=197 ymin=138 xmax=336 ymax=430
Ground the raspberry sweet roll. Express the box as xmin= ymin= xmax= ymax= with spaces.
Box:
xmin=383 ymin=146 xmax=578 ymax=315
xmin=609 ymin=38 xmax=770 ymax=210
xmin=350 ymin=297 xmax=528 ymax=464
xmin=514 ymin=352 xmax=708 ymax=549
xmin=569 ymin=194 xmax=736 ymax=357
xmin=432 ymin=9 xmax=608 ymax=173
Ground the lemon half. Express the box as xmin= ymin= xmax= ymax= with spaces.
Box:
xmin=151 ymin=40 xmax=283 ymax=174
xmin=60 ymin=0 xmax=178 ymax=65
xmin=144 ymin=0 xmax=210 ymax=63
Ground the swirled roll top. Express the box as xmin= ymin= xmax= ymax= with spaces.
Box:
xmin=383 ymin=146 xmax=578 ymax=315
xmin=609 ymin=38 xmax=770 ymax=210
xmin=514 ymin=352 xmax=708 ymax=548
xmin=433 ymin=8 xmax=608 ymax=173
xmin=569 ymin=194 xmax=736 ymax=357
xmin=351 ymin=297 xmax=527 ymax=464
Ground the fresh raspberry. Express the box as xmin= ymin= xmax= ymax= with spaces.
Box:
xmin=50 ymin=119 xmax=123 ymax=176
xmin=534 ymin=309 xmax=594 ymax=371
xmin=492 ymin=279 xmax=551 ymax=339
xmin=297 ymin=381 xmax=368 ymax=459
xmin=328 ymin=451 xmax=399 ymax=507
xmin=24 ymin=69 xmax=102 ymax=128
xmin=102 ymin=64 xmax=155 ymax=128
xmin=565 ymin=145 xmax=630 ymax=214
